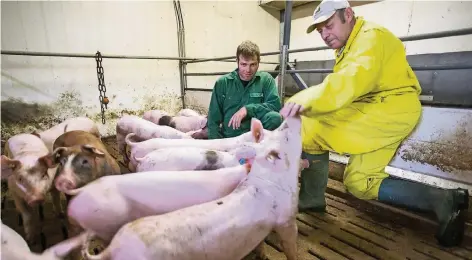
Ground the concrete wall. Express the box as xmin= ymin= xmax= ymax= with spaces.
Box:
xmin=1 ymin=1 xmax=280 ymax=139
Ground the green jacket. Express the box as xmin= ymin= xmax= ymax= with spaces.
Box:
xmin=207 ymin=69 xmax=282 ymax=139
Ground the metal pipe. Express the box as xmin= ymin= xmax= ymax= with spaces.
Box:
xmin=1 ymin=50 xmax=198 ymax=61
xmin=184 ymin=63 xmax=472 ymax=76
xmin=186 ymin=88 xmax=213 ymax=92
xmin=174 ymin=0 xmax=187 ymax=109
xmin=185 ymin=27 xmax=472 ymax=64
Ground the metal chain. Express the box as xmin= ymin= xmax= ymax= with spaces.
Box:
xmin=95 ymin=51 xmax=109 ymax=124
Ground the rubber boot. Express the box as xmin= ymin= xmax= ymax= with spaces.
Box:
xmin=298 ymin=152 xmax=329 ymax=213
xmin=378 ymin=177 xmax=469 ymax=247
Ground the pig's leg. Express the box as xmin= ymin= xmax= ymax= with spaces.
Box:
xmin=50 ymin=188 xmax=64 ymax=218
xmin=253 ymin=241 xmax=269 ymax=260
xmin=274 ymin=220 xmax=298 ymax=260
xmin=12 ymin=193 xmax=39 ymax=244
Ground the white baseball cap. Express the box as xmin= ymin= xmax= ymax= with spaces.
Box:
xmin=306 ymin=0 xmax=350 ymax=34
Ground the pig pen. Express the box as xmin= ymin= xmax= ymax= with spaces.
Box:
xmin=1 ymin=135 xmax=472 ymax=260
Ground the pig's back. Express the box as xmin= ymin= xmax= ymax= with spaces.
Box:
xmin=6 ymin=134 xmax=49 ymax=156
xmin=53 ymin=130 xmax=106 ymax=150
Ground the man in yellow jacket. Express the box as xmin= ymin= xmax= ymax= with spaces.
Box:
xmin=280 ymin=0 xmax=468 ymax=247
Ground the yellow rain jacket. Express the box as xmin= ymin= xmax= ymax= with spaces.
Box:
xmin=287 ymin=17 xmax=423 ymax=200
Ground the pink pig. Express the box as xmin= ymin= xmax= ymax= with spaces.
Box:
xmin=157 ymin=114 xmax=207 ymax=133
xmin=142 ymin=109 xmax=169 ymax=125
xmin=116 ymin=115 xmax=192 ymax=164
xmin=81 ymin=115 xmax=303 ymax=260
xmin=32 ymin=117 xmax=100 ymax=153
xmin=132 ymin=146 xmax=257 ymax=172
xmin=1 ymin=134 xmax=60 ymax=244
xmin=1 ymin=221 xmax=88 ymax=260
xmin=124 ymin=118 xmax=270 ymax=167
xmin=66 ymin=164 xmax=251 ymax=242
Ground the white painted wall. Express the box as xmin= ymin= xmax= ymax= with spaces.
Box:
xmin=289 ymin=0 xmax=472 ymax=61
xmin=1 ymin=1 xmax=280 ymax=138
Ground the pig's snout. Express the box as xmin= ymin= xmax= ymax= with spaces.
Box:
xmin=55 ymin=177 xmax=76 ymax=193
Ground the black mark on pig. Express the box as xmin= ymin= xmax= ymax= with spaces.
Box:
xmin=158 ymin=115 xmax=176 ymax=129
xmin=217 ymin=201 xmax=223 ymax=205
xmin=71 ymin=154 xmax=95 ymax=187
xmin=205 ymin=150 xmax=218 ymax=165
xmin=194 ymin=150 xmax=224 ymax=170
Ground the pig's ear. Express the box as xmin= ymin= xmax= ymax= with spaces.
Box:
xmin=31 ymin=130 xmax=41 ymax=138
xmin=38 ymin=154 xmax=58 ymax=168
xmin=250 ymin=118 xmax=264 ymax=143
xmin=52 ymin=147 xmax=68 ymax=162
xmin=1 ymin=155 xmax=21 ymax=180
xmin=82 ymin=144 xmax=105 ymax=157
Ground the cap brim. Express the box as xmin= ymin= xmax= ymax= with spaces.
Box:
xmin=306 ymin=11 xmax=336 ymax=34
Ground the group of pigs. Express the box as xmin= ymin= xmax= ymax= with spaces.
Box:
xmin=1 ymin=108 xmax=306 ymax=260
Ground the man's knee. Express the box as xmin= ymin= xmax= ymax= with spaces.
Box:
xmin=343 ymin=174 xmax=389 ymax=200
xmin=260 ymin=111 xmax=283 ymax=130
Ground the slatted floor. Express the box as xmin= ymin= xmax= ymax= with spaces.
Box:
xmin=1 ymin=136 xmax=472 ymax=260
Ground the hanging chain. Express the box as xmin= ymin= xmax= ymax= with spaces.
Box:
xmin=95 ymin=51 xmax=109 ymax=124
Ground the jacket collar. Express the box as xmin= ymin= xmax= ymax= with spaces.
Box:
xmin=228 ymin=68 xmax=261 ymax=81
xmin=335 ymin=16 xmax=365 ymax=60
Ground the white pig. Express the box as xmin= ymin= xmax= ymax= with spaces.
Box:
xmin=142 ymin=109 xmax=169 ymax=125
xmin=116 ymin=115 xmax=192 ymax=164
xmin=32 ymin=117 xmax=100 ymax=153
xmin=156 ymin=114 xmax=207 ymax=133
xmin=124 ymin=117 xmax=270 ymax=163
xmin=1 ymin=221 xmax=88 ymax=260
xmin=66 ymin=164 xmax=251 ymax=243
xmin=131 ymin=146 xmax=257 ymax=172
xmin=1 ymin=134 xmax=61 ymax=244
xmin=81 ymin=115 xmax=302 ymax=260
xmin=176 ymin=108 xmax=201 ymax=117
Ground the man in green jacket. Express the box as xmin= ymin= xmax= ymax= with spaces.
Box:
xmin=207 ymin=40 xmax=283 ymax=139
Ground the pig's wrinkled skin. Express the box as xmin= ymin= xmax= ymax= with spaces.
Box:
xmin=1 ymin=134 xmax=60 ymax=244
xmin=132 ymin=146 xmax=257 ymax=172
xmin=176 ymin=108 xmax=201 ymax=117
xmin=32 ymin=117 xmax=100 ymax=153
xmin=82 ymin=116 xmax=302 ymax=260
xmin=68 ymin=164 xmax=250 ymax=243
xmin=157 ymin=114 xmax=208 ymax=133
xmin=51 ymin=130 xmax=121 ymax=196
xmin=124 ymin=118 xmax=270 ymax=166
xmin=1 ymin=221 xmax=88 ymax=260
xmin=116 ymin=115 xmax=192 ymax=164
xmin=142 ymin=109 xmax=169 ymax=125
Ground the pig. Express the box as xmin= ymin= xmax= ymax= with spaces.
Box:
xmin=32 ymin=117 xmax=100 ymax=153
xmin=124 ymin=118 xmax=270 ymax=163
xmin=65 ymin=164 xmax=251 ymax=243
xmin=116 ymin=115 xmax=192 ymax=164
xmin=1 ymin=221 xmax=88 ymax=260
xmin=142 ymin=109 xmax=169 ymax=125
xmin=131 ymin=146 xmax=257 ymax=172
xmin=51 ymin=130 xmax=121 ymax=196
xmin=50 ymin=130 xmax=122 ymax=258
xmin=187 ymin=125 xmax=208 ymax=139
xmin=1 ymin=134 xmax=61 ymax=244
xmin=176 ymin=108 xmax=201 ymax=117
xmin=156 ymin=114 xmax=207 ymax=133
xmin=81 ymin=116 xmax=302 ymax=260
